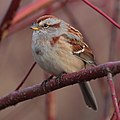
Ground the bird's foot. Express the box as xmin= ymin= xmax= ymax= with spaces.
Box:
xmin=42 ymin=75 xmax=54 ymax=91
xmin=55 ymin=72 xmax=66 ymax=85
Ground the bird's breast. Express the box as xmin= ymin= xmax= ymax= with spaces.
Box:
xmin=32 ymin=38 xmax=85 ymax=75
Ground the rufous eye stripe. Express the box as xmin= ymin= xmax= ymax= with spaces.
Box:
xmin=49 ymin=23 xmax=60 ymax=28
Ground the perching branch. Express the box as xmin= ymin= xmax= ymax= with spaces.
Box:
xmin=0 ymin=61 xmax=120 ymax=110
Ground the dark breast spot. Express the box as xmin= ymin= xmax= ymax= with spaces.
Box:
xmin=35 ymin=49 xmax=43 ymax=56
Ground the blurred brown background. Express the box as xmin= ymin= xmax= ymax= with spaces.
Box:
xmin=0 ymin=0 xmax=120 ymax=120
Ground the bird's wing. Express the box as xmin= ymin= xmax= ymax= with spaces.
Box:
xmin=61 ymin=27 xmax=96 ymax=65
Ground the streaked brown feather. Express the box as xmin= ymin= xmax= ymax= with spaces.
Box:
xmin=68 ymin=25 xmax=83 ymax=39
xmin=61 ymin=28 xmax=95 ymax=65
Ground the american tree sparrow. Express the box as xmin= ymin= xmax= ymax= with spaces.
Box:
xmin=31 ymin=15 xmax=97 ymax=110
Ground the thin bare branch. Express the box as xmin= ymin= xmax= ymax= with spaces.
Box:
xmin=103 ymin=0 xmax=120 ymax=119
xmin=106 ymin=68 xmax=120 ymax=120
xmin=0 ymin=61 xmax=120 ymax=110
xmin=2 ymin=0 xmax=55 ymax=39
xmin=82 ymin=0 xmax=120 ymax=29
xmin=7 ymin=0 xmax=69 ymax=37
xmin=111 ymin=101 xmax=120 ymax=120
xmin=109 ymin=0 xmax=120 ymax=60
xmin=15 ymin=62 xmax=36 ymax=91
xmin=0 ymin=0 xmax=21 ymax=40
xmin=44 ymin=73 xmax=56 ymax=120
xmin=46 ymin=92 xmax=56 ymax=120
xmin=12 ymin=0 xmax=55 ymax=25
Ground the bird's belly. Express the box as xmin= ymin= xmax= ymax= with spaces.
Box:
xmin=32 ymin=42 xmax=85 ymax=75
xmin=33 ymin=51 xmax=64 ymax=75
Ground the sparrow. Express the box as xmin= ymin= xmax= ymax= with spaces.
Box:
xmin=31 ymin=15 xmax=97 ymax=111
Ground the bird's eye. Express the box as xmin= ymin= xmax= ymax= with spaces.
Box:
xmin=43 ymin=23 xmax=49 ymax=28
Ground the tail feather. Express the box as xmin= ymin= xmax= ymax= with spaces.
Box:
xmin=79 ymin=82 xmax=97 ymax=111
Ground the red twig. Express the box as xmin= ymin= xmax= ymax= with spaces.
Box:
xmin=82 ymin=0 xmax=120 ymax=29
xmin=109 ymin=0 xmax=120 ymax=60
xmin=0 ymin=0 xmax=21 ymax=40
xmin=6 ymin=0 xmax=119 ymax=39
xmin=12 ymin=0 xmax=55 ymax=25
xmin=0 ymin=61 xmax=120 ymax=110
xmin=7 ymin=0 xmax=55 ymax=37
xmin=46 ymin=92 xmax=56 ymax=120
xmin=7 ymin=0 xmax=69 ymax=37
xmin=15 ymin=62 xmax=36 ymax=91
xmin=44 ymin=73 xmax=56 ymax=120
xmin=112 ymin=101 xmax=120 ymax=120
xmin=102 ymin=0 xmax=120 ymax=119
xmin=107 ymin=68 xmax=120 ymax=120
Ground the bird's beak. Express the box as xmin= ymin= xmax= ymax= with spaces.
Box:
xmin=30 ymin=24 xmax=39 ymax=30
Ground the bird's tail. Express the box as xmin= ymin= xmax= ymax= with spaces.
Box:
xmin=79 ymin=82 xmax=98 ymax=111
